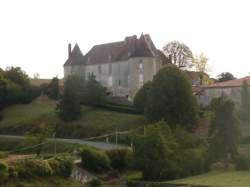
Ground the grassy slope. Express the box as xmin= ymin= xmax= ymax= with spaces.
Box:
xmin=171 ymin=171 xmax=250 ymax=187
xmin=0 ymin=98 xmax=146 ymax=138
xmin=1 ymin=177 xmax=85 ymax=187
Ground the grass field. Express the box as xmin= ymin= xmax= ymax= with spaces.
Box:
xmin=0 ymin=98 xmax=146 ymax=138
xmin=1 ymin=177 xmax=85 ymax=187
xmin=171 ymin=171 xmax=250 ymax=187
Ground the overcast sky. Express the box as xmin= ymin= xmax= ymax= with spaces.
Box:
xmin=0 ymin=0 xmax=249 ymax=78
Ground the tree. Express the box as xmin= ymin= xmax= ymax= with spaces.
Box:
xmin=217 ymin=72 xmax=236 ymax=82
xmin=134 ymin=121 xmax=181 ymax=181
xmin=56 ymin=76 xmax=83 ymax=121
xmin=208 ymin=97 xmax=241 ymax=170
xmin=240 ymin=80 xmax=250 ymax=121
xmin=48 ymin=77 xmax=60 ymax=100
xmin=133 ymin=81 xmax=152 ymax=113
xmin=82 ymin=74 xmax=106 ymax=106
xmin=145 ymin=64 xmax=198 ymax=130
xmin=24 ymin=123 xmax=53 ymax=156
xmin=192 ymin=53 xmax=209 ymax=85
xmin=163 ymin=41 xmax=193 ymax=68
xmin=4 ymin=67 xmax=30 ymax=89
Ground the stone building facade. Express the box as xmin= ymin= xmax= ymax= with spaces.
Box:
xmin=63 ymin=34 xmax=169 ymax=99
xmin=198 ymin=76 xmax=250 ymax=106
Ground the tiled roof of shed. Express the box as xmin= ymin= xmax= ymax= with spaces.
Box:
xmin=204 ymin=76 xmax=250 ymax=88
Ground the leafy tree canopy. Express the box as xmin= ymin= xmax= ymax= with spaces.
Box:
xmin=145 ymin=64 xmax=198 ymax=130
xmin=216 ymin=72 xmax=236 ymax=82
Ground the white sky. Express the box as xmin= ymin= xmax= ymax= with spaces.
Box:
xmin=0 ymin=0 xmax=249 ymax=79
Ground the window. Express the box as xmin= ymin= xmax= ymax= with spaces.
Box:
xmin=108 ymin=76 xmax=113 ymax=87
xmin=138 ymin=62 xmax=144 ymax=87
xmin=98 ymin=65 xmax=102 ymax=74
xmin=139 ymin=73 xmax=143 ymax=87
xmin=118 ymin=80 xmax=121 ymax=86
xmin=109 ymin=63 xmax=112 ymax=75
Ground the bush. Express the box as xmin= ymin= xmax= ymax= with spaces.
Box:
xmin=133 ymin=81 xmax=152 ymax=113
xmin=48 ymin=155 xmax=74 ymax=177
xmin=0 ymin=151 xmax=8 ymax=159
xmin=15 ymin=159 xmax=53 ymax=178
xmin=0 ymin=162 xmax=9 ymax=184
xmin=180 ymin=148 xmax=208 ymax=176
xmin=235 ymin=155 xmax=250 ymax=170
xmin=88 ymin=178 xmax=102 ymax=187
xmin=80 ymin=148 xmax=111 ymax=173
xmin=106 ymin=149 xmax=133 ymax=170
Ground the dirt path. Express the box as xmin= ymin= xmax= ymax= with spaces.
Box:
xmin=0 ymin=154 xmax=34 ymax=163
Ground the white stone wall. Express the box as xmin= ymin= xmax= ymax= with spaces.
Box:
xmin=198 ymin=86 xmax=242 ymax=106
xmin=64 ymin=56 xmax=162 ymax=99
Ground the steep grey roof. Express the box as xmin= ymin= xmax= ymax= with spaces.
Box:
xmin=64 ymin=34 xmax=168 ymax=66
xmin=64 ymin=44 xmax=85 ymax=66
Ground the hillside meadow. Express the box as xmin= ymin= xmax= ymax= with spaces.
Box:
xmin=0 ymin=98 xmax=146 ymax=138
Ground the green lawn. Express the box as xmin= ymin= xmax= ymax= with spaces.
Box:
xmin=0 ymin=98 xmax=146 ymax=138
xmin=171 ymin=171 xmax=250 ymax=187
xmin=1 ymin=177 xmax=85 ymax=187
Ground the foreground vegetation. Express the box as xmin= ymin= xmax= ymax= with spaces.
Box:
xmin=0 ymin=177 xmax=85 ymax=187
xmin=171 ymin=171 xmax=250 ymax=187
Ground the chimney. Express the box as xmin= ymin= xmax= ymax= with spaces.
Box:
xmin=68 ymin=43 xmax=72 ymax=58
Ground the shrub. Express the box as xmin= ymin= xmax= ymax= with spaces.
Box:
xmin=0 ymin=151 xmax=8 ymax=159
xmin=88 ymin=178 xmax=102 ymax=187
xmin=48 ymin=155 xmax=74 ymax=177
xmin=15 ymin=159 xmax=53 ymax=178
xmin=180 ymin=148 xmax=208 ymax=176
xmin=0 ymin=162 xmax=9 ymax=184
xmin=106 ymin=149 xmax=133 ymax=170
xmin=235 ymin=155 xmax=250 ymax=170
xmin=80 ymin=148 xmax=111 ymax=173
xmin=133 ymin=81 xmax=152 ymax=113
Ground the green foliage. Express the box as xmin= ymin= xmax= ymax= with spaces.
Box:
xmin=106 ymin=149 xmax=133 ymax=170
xmin=234 ymin=155 xmax=250 ymax=171
xmin=57 ymin=75 xmax=83 ymax=121
xmin=88 ymin=178 xmax=102 ymax=187
xmin=0 ymin=67 xmax=40 ymax=109
xmin=82 ymin=74 xmax=106 ymax=106
xmin=47 ymin=77 xmax=60 ymax=100
xmin=216 ymin=72 xmax=236 ymax=82
xmin=15 ymin=159 xmax=53 ymax=178
xmin=240 ymin=80 xmax=250 ymax=121
xmin=0 ymin=162 xmax=9 ymax=184
xmin=145 ymin=64 xmax=198 ymax=130
xmin=208 ymin=97 xmax=241 ymax=169
xmin=134 ymin=121 xmax=181 ymax=181
xmin=133 ymin=81 xmax=152 ymax=113
xmin=0 ymin=151 xmax=9 ymax=159
xmin=80 ymin=148 xmax=111 ymax=173
xmin=47 ymin=155 xmax=74 ymax=177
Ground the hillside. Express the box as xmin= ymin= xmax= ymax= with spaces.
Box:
xmin=171 ymin=171 xmax=250 ymax=187
xmin=0 ymin=98 xmax=146 ymax=138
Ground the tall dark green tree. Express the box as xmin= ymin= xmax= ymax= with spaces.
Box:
xmin=82 ymin=74 xmax=106 ymax=106
xmin=240 ymin=80 xmax=250 ymax=121
xmin=133 ymin=81 xmax=152 ymax=113
xmin=216 ymin=72 xmax=236 ymax=82
xmin=48 ymin=77 xmax=60 ymax=100
xmin=208 ymin=97 xmax=241 ymax=170
xmin=56 ymin=76 xmax=83 ymax=121
xmin=134 ymin=121 xmax=181 ymax=181
xmin=145 ymin=64 xmax=198 ymax=130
